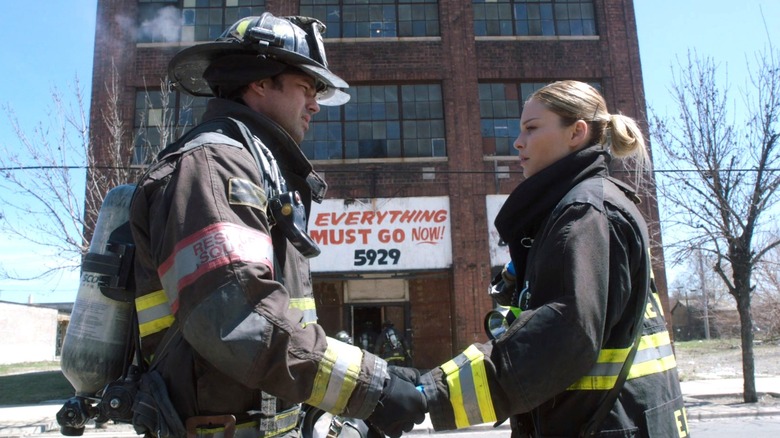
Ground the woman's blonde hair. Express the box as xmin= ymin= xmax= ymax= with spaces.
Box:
xmin=529 ymin=80 xmax=649 ymax=169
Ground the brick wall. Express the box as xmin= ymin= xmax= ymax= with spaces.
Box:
xmin=89 ymin=0 xmax=666 ymax=355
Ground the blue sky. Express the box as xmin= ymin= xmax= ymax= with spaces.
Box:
xmin=0 ymin=1 xmax=778 ymax=303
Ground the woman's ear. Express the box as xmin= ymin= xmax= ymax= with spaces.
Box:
xmin=568 ymin=119 xmax=590 ymax=149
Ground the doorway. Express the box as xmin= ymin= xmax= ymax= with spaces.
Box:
xmin=348 ymin=303 xmax=410 ymax=360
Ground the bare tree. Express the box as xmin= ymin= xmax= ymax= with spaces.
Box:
xmin=650 ymin=47 xmax=780 ymax=402
xmin=0 ymin=64 xmax=178 ymax=285
xmin=0 ymin=77 xmax=95 ymax=278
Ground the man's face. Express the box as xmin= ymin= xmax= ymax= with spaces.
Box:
xmin=250 ymin=72 xmax=321 ymax=144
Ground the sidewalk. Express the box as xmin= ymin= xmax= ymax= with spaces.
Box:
xmin=2 ymin=377 xmax=779 ymax=437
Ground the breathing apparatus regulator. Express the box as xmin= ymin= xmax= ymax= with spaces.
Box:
xmin=485 ymin=261 xmax=523 ymax=340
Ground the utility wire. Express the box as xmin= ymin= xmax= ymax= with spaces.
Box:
xmin=3 ymin=165 xmax=780 ymax=174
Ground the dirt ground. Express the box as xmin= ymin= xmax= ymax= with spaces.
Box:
xmin=673 ymin=338 xmax=780 ymax=381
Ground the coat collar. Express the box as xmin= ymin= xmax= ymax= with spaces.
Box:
xmin=202 ymin=98 xmax=314 ymax=179
xmin=494 ymin=146 xmax=611 ymax=247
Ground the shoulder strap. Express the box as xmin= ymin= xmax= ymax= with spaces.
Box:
xmin=225 ymin=117 xmax=288 ymax=199
xmin=580 ymin=178 xmax=650 ymax=437
xmin=579 ymin=291 xmax=647 ymax=437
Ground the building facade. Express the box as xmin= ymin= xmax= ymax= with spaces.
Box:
xmin=89 ymin=0 xmax=668 ymax=369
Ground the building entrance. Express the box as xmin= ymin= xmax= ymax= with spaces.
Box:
xmin=349 ymin=303 xmax=411 ymax=364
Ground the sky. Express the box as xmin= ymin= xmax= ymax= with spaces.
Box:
xmin=0 ymin=1 xmax=778 ymax=304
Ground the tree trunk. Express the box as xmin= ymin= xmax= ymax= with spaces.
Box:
xmin=735 ymin=287 xmax=757 ymax=402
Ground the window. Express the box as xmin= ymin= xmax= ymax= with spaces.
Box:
xmin=133 ymin=89 xmax=209 ymax=165
xmin=303 ymin=84 xmax=446 ymax=160
xmin=479 ymin=81 xmax=600 ymax=156
xmin=473 ymin=0 xmax=595 ymax=37
xmin=137 ymin=0 xmax=266 ymax=43
xmin=300 ymin=0 xmax=440 ymax=38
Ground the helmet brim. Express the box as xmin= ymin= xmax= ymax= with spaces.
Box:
xmin=169 ymin=41 xmax=350 ymax=105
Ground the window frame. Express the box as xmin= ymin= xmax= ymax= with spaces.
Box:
xmin=132 ymin=88 xmax=210 ymax=166
xmin=303 ymin=83 xmax=447 ymax=161
xmin=479 ymin=80 xmax=601 ymax=157
xmin=472 ymin=0 xmax=596 ymax=37
xmin=136 ymin=0 xmax=266 ymax=43
xmin=300 ymin=0 xmax=440 ymax=38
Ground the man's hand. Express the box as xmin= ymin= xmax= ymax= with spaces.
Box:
xmin=366 ymin=371 xmax=427 ymax=438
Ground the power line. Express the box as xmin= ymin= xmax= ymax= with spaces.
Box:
xmin=4 ymin=165 xmax=780 ymax=175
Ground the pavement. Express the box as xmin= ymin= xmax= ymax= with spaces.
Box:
xmin=1 ymin=377 xmax=779 ymax=437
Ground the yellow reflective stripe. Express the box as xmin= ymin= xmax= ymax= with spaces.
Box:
xmin=567 ymin=331 xmax=676 ymax=391
xmin=195 ymin=420 xmax=258 ymax=435
xmin=260 ymin=405 xmax=302 ymax=437
xmin=594 ymin=345 xmax=631 ymax=363
xmin=440 ymin=345 xmax=496 ymax=428
xmin=135 ymin=290 xmax=175 ymax=337
xmin=628 ymin=351 xmax=677 ymax=379
xmin=193 ymin=408 xmax=299 ymax=438
xmin=289 ymin=297 xmax=318 ymax=327
xmin=306 ymin=338 xmax=363 ymax=414
xmin=463 ymin=345 xmax=497 ymax=425
xmin=441 ymin=356 xmax=468 ymax=428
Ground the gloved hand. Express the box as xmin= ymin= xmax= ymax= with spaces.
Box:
xmin=366 ymin=371 xmax=427 ymax=438
xmin=489 ymin=261 xmax=517 ymax=306
xmin=387 ymin=365 xmax=421 ymax=385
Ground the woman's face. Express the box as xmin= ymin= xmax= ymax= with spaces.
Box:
xmin=513 ymin=98 xmax=586 ymax=178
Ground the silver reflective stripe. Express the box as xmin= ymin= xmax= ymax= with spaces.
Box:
xmin=351 ymin=356 xmax=387 ymax=419
xmin=137 ymin=302 xmax=171 ymax=327
xmin=456 ymin=358 xmax=483 ymax=426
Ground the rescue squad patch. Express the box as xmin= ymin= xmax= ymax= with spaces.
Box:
xmin=229 ymin=177 xmax=267 ymax=211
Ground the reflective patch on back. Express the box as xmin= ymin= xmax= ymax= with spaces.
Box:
xmin=182 ymin=132 xmax=243 ymax=152
xmin=229 ymin=177 xmax=267 ymax=212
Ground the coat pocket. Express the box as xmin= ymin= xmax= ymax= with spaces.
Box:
xmin=644 ymin=395 xmax=688 ymax=437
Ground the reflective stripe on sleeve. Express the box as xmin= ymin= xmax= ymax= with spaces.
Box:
xmin=289 ymin=297 xmax=318 ymax=327
xmin=135 ymin=289 xmax=174 ymax=337
xmin=440 ymin=345 xmax=497 ymax=428
xmin=306 ymin=337 xmax=364 ymax=414
xmin=566 ymin=330 xmax=677 ymax=390
xmin=158 ymin=222 xmax=274 ymax=313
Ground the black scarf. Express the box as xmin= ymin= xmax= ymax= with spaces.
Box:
xmin=494 ymin=146 xmax=611 ymax=266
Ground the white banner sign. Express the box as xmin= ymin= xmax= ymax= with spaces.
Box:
xmin=309 ymin=197 xmax=452 ymax=272
xmin=486 ymin=195 xmax=510 ymax=268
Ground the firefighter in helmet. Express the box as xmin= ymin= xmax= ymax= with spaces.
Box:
xmin=374 ymin=321 xmax=411 ymax=366
xmin=129 ymin=13 xmax=424 ymax=438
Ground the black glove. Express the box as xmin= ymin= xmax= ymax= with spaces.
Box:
xmin=387 ymin=365 xmax=421 ymax=385
xmin=367 ymin=372 xmax=427 ymax=438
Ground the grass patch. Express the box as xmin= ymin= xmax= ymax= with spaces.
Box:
xmin=0 ymin=370 xmax=75 ymax=405
xmin=0 ymin=361 xmax=75 ymax=406
xmin=0 ymin=360 xmax=61 ymax=376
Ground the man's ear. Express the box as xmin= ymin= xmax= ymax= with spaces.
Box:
xmin=569 ymin=119 xmax=590 ymax=149
xmin=248 ymin=79 xmax=269 ymax=98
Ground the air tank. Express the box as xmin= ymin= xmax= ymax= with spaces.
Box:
xmin=60 ymin=184 xmax=136 ymax=397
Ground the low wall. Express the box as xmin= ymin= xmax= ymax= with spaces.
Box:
xmin=0 ymin=302 xmax=59 ymax=364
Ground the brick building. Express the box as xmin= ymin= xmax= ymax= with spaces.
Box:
xmin=89 ymin=0 xmax=668 ymax=369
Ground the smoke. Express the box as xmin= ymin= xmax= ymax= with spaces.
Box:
xmin=138 ymin=6 xmax=183 ymax=43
